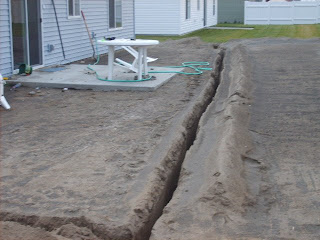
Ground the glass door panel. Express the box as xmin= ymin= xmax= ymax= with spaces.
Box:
xmin=11 ymin=0 xmax=42 ymax=69
xmin=27 ymin=0 xmax=42 ymax=66
xmin=11 ymin=0 xmax=29 ymax=69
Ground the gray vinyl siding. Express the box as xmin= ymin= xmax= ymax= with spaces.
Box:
xmin=218 ymin=0 xmax=245 ymax=24
xmin=135 ymin=0 xmax=180 ymax=35
xmin=0 ymin=0 xmax=13 ymax=77
xmin=43 ymin=0 xmax=135 ymax=66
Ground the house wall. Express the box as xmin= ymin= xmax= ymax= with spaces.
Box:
xmin=218 ymin=0 xmax=246 ymax=23
xmin=0 ymin=0 xmax=13 ymax=77
xmin=180 ymin=0 xmax=217 ymax=35
xmin=205 ymin=0 xmax=218 ymax=27
xmin=135 ymin=0 xmax=217 ymax=36
xmin=180 ymin=0 xmax=204 ymax=35
xmin=0 ymin=0 xmax=135 ymax=76
xmin=135 ymin=0 xmax=180 ymax=35
xmin=42 ymin=0 xmax=135 ymax=67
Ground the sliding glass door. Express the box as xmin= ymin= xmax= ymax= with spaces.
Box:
xmin=11 ymin=0 xmax=42 ymax=69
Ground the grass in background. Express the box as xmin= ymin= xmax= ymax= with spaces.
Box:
xmin=137 ymin=24 xmax=320 ymax=43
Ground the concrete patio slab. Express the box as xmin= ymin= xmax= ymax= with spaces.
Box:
xmin=7 ymin=65 xmax=178 ymax=92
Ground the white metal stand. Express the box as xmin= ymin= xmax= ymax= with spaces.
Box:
xmin=0 ymin=73 xmax=11 ymax=110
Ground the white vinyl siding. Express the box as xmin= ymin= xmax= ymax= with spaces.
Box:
xmin=135 ymin=0 xmax=217 ymax=36
xmin=42 ymin=0 xmax=134 ymax=67
xmin=0 ymin=0 xmax=13 ymax=76
xmin=0 ymin=0 xmax=134 ymax=76
xmin=135 ymin=0 xmax=180 ymax=35
xmin=180 ymin=0 xmax=217 ymax=35
xmin=204 ymin=0 xmax=217 ymax=27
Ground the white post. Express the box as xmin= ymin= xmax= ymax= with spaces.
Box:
xmin=137 ymin=47 xmax=143 ymax=80
xmin=143 ymin=47 xmax=148 ymax=77
xmin=108 ymin=46 xmax=115 ymax=80
xmin=0 ymin=74 xmax=11 ymax=110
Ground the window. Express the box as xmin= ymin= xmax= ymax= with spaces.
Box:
xmin=109 ymin=0 xmax=122 ymax=29
xmin=213 ymin=0 xmax=216 ymax=15
xmin=197 ymin=0 xmax=200 ymax=10
xmin=186 ymin=0 xmax=191 ymax=19
xmin=68 ymin=0 xmax=80 ymax=17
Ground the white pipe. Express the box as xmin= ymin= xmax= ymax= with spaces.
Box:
xmin=0 ymin=74 xmax=11 ymax=110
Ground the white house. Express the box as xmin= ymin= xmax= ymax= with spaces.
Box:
xmin=0 ymin=0 xmax=135 ymax=77
xmin=135 ymin=0 xmax=218 ymax=35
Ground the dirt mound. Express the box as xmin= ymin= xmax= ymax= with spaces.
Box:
xmin=151 ymin=38 xmax=320 ymax=240
xmin=150 ymin=42 xmax=254 ymax=240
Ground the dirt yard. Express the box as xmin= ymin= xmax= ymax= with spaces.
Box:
xmin=1 ymin=38 xmax=320 ymax=240
xmin=0 ymin=38 xmax=220 ymax=239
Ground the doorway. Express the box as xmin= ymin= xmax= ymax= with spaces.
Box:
xmin=203 ymin=0 xmax=207 ymax=26
xmin=11 ymin=0 xmax=42 ymax=70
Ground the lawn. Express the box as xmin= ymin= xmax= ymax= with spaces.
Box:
xmin=137 ymin=24 xmax=320 ymax=43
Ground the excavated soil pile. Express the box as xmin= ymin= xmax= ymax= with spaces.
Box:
xmin=151 ymin=38 xmax=320 ymax=240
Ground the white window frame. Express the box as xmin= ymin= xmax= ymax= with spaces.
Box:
xmin=109 ymin=0 xmax=123 ymax=30
xmin=186 ymin=0 xmax=191 ymax=19
xmin=68 ymin=0 xmax=81 ymax=19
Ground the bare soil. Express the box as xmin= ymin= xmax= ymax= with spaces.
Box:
xmin=0 ymin=38 xmax=218 ymax=239
xmin=151 ymin=38 xmax=320 ymax=240
xmin=1 ymin=38 xmax=319 ymax=240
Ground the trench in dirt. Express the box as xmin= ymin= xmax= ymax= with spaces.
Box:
xmin=0 ymin=49 xmax=226 ymax=240
xmin=138 ymin=49 xmax=226 ymax=240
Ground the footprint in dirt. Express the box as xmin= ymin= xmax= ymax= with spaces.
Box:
xmin=124 ymin=160 xmax=147 ymax=173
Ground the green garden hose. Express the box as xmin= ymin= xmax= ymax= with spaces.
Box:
xmin=87 ymin=39 xmax=212 ymax=82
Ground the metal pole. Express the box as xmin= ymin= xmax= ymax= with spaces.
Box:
xmin=51 ymin=0 xmax=66 ymax=59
